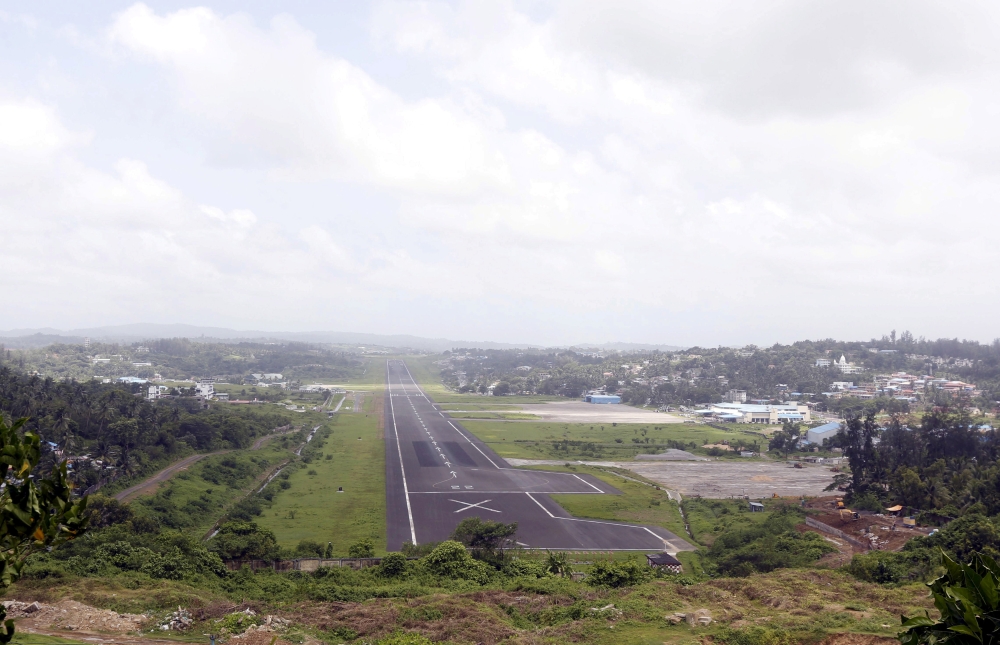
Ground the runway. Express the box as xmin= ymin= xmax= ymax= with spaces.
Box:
xmin=384 ymin=360 xmax=693 ymax=552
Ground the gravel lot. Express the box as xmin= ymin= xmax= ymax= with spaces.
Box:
xmin=508 ymin=458 xmax=836 ymax=498
xmin=517 ymin=401 xmax=686 ymax=424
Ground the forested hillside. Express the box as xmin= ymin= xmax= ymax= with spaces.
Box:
xmin=442 ymin=331 xmax=1000 ymax=410
xmin=0 ymin=363 xmax=290 ymax=490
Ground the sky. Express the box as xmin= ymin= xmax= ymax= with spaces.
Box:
xmin=2 ymin=1 xmax=999 ymax=347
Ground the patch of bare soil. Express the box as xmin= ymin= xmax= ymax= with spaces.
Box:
xmin=4 ymin=599 xmax=148 ymax=633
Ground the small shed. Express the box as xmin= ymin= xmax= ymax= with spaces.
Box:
xmin=748 ymin=501 xmax=765 ymax=513
xmin=646 ymin=552 xmax=682 ymax=573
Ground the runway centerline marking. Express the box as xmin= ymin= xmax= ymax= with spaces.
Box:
xmin=387 ymin=360 xmax=417 ymax=545
xmin=450 ymin=499 xmax=501 ymax=514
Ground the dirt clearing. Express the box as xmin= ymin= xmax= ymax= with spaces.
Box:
xmin=509 ymin=458 xmax=836 ymax=497
xmin=515 ymin=401 xmax=685 ymax=424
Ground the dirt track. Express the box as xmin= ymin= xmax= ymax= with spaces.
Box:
xmin=114 ymin=428 xmax=297 ymax=502
xmin=113 ymin=452 xmax=225 ymax=502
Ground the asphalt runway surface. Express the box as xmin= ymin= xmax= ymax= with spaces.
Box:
xmin=384 ymin=360 xmax=693 ymax=553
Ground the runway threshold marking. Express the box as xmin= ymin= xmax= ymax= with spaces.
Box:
xmin=387 ymin=361 xmax=418 ymax=545
xmin=451 ymin=499 xmax=501 ymax=513
xmin=572 ymin=473 xmax=604 ymax=493
xmin=525 ymin=492 xmax=670 ymax=543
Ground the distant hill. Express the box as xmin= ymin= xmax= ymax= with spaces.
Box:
xmin=568 ymin=342 xmax=686 ymax=352
xmin=0 ymin=324 xmax=544 ymax=352
xmin=0 ymin=324 xmax=687 ymax=352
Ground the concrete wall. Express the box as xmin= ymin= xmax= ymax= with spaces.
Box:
xmin=224 ymin=557 xmax=388 ymax=572
xmin=805 ymin=516 xmax=868 ymax=551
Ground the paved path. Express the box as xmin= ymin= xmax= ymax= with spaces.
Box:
xmin=384 ymin=360 xmax=694 ymax=553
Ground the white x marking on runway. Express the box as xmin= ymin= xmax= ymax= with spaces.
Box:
xmin=450 ymin=499 xmax=501 ymax=514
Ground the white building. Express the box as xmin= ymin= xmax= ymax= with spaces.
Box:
xmin=727 ymin=389 xmax=747 ymax=403
xmin=702 ymin=402 xmax=811 ymax=424
xmin=815 ymin=358 xmax=831 ymax=368
xmin=195 ymin=381 xmax=215 ymax=398
xmin=836 ymin=355 xmax=864 ymax=374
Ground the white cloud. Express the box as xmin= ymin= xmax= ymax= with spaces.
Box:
xmin=3 ymin=2 xmax=1000 ymax=345
xmin=107 ymin=3 xmax=511 ymax=196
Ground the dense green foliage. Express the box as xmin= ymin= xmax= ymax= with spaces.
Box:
xmin=0 ymin=414 xmax=90 ymax=643
xmin=840 ymin=409 xmax=1000 ymax=518
xmin=0 ymin=362 xmax=295 ymax=496
xmin=704 ymin=510 xmax=835 ymax=576
xmin=899 ymin=550 xmax=1000 ymax=645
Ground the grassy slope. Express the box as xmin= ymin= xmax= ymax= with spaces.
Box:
xmin=254 ymin=361 xmax=387 ymax=554
xmin=130 ymin=441 xmax=295 ymax=536
xmin=7 ymin=567 xmax=934 ymax=645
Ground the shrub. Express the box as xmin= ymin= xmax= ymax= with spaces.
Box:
xmin=846 ymin=551 xmax=912 ymax=584
xmin=422 ymin=541 xmax=493 ymax=583
xmin=209 ymin=521 xmax=280 ymax=560
xmin=586 ymin=558 xmax=652 ymax=588
xmin=349 ymin=538 xmax=375 ymax=558
xmin=379 ymin=552 xmax=408 ymax=577
xmin=295 ymin=540 xmax=325 ymax=557
xmin=714 ymin=626 xmax=792 ymax=645
xmin=375 ymin=632 xmax=433 ymax=645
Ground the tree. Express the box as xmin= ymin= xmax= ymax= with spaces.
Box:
xmin=451 ymin=517 xmax=518 ymax=565
xmin=842 ymin=412 xmax=884 ymax=502
xmin=0 ymin=414 xmax=89 ymax=643
xmin=768 ymin=422 xmax=802 ymax=458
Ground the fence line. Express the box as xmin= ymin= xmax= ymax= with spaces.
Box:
xmin=224 ymin=557 xmax=392 ymax=572
xmin=805 ymin=516 xmax=869 ymax=551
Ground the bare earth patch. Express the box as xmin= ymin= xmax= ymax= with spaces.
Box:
xmin=508 ymin=459 xmax=835 ymax=498
xmin=515 ymin=401 xmax=686 ymax=424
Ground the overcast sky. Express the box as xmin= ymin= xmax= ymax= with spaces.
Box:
xmin=2 ymin=1 xmax=999 ymax=347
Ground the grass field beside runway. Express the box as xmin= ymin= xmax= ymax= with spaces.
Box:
xmin=255 ymin=394 xmax=386 ymax=554
xmin=130 ymin=441 xmax=294 ymax=536
xmin=538 ymin=463 xmax=691 ymax=539
xmin=457 ymin=420 xmax=765 ymax=460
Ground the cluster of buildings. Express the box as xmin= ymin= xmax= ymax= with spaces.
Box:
xmin=821 ymin=372 xmax=979 ymax=402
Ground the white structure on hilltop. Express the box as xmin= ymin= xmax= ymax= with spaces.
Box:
xmin=836 ymin=355 xmax=864 ymax=375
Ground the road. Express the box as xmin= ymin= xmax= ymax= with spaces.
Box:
xmin=384 ymin=360 xmax=693 ymax=552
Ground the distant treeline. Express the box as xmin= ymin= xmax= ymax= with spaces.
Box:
xmin=0 ymin=338 xmax=363 ymax=382
xmin=442 ymin=331 xmax=1000 ymax=408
